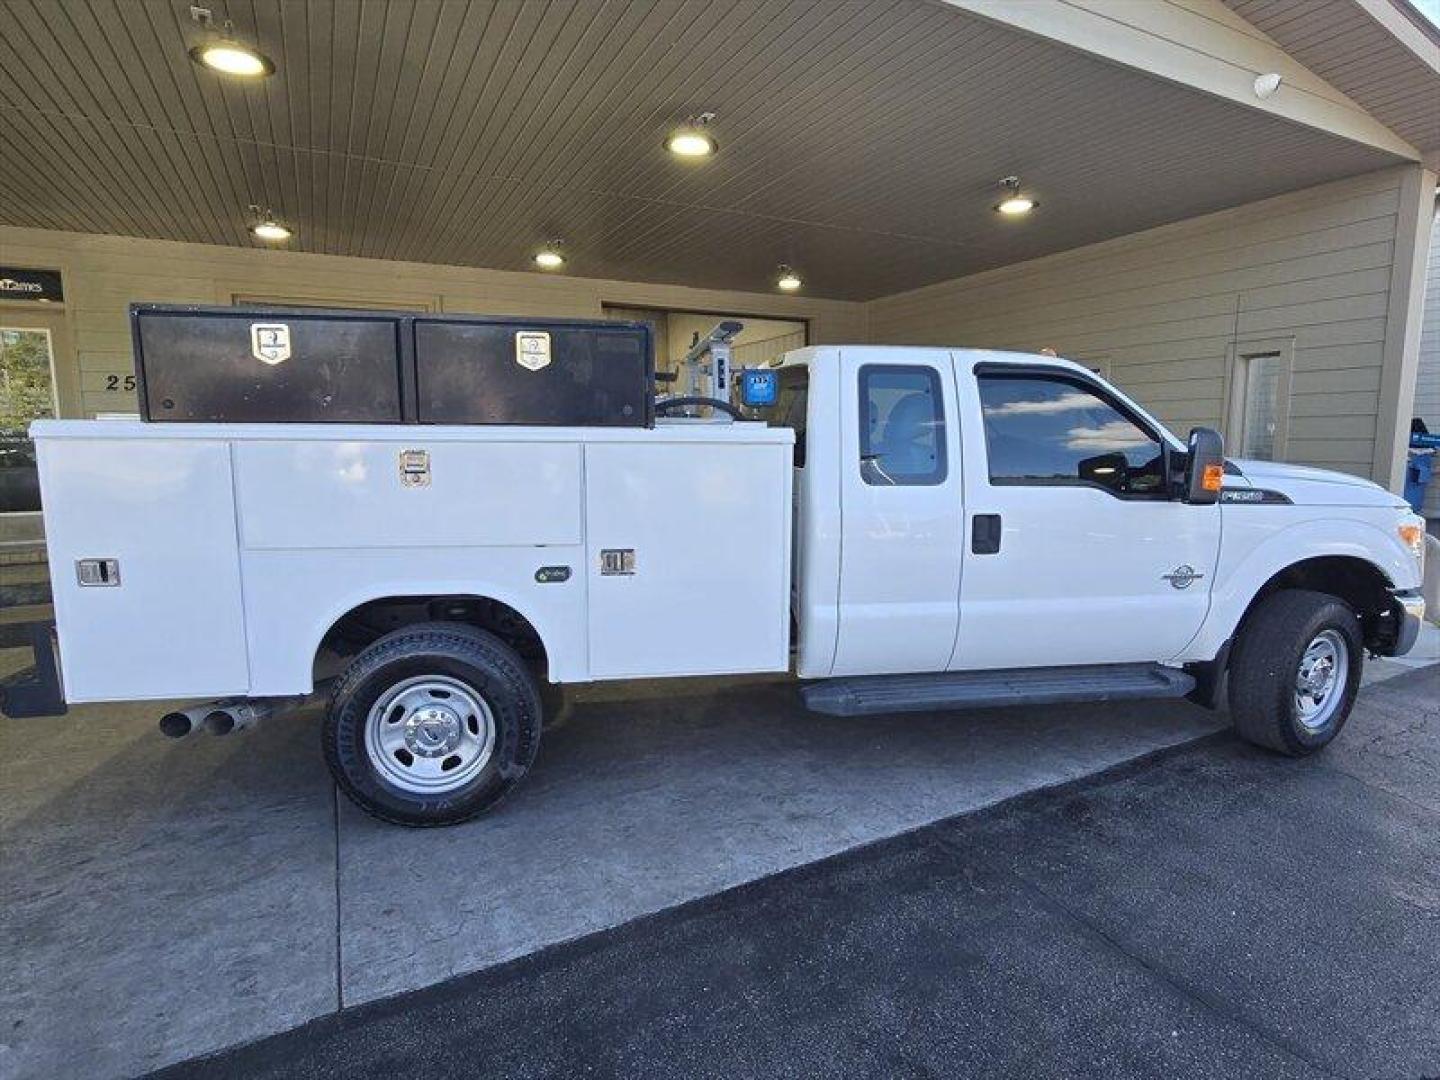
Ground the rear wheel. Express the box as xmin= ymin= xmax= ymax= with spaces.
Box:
xmin=1228 ymin=590 xmax=1362 ymax=755
xmin=324 ymin=623 xmax=542 ymax=826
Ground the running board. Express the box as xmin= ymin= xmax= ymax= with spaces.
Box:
xmin=801 ymin=664 xmax=1195 ymax=718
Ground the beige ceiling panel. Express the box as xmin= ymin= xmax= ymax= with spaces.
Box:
xmin=0 ymin=0 xmax=1413 ymax=299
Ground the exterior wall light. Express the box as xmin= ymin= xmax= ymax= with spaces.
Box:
xmin=188 ymin=8 xmax=274 ymax=77
xmin=534 ymin=243 xmax=566 ymax=269
xmin=665 ymin=112 xmax=718 ymax=158
xmin=994 ymin=175 xmax=1037 ymax=216
xmin=776 ymin=265 xmax=802 ymax=291
xmin=1253 ymin=73 xmax=1283 ymax=99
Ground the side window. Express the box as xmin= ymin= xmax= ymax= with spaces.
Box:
xmin=978 ymin=373 xmax=1166 ymax=497
xmin=758 ymin=365 xmax=808 ymax=467
xmin=859 ymin=365 xmax=946 ymax=486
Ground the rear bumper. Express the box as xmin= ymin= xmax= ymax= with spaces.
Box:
xmin=1387 ymin=589 xmax=1425 ymax=658
xmin=0 ymin=622 xmax=67 ymax=718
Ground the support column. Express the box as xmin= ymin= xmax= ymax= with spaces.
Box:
xmin=1373 ymin=164 xmax=1437 ymax=492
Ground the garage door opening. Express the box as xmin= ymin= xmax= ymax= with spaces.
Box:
xmin=604 ymin=306 xmax=807 ymax=387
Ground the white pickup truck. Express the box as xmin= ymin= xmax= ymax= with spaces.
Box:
xmin=4 ymin=309 xmax=1427 ymax=826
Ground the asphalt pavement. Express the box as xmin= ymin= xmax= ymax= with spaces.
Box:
xmin=152 ymin=664 xmax=1440 ymax=1080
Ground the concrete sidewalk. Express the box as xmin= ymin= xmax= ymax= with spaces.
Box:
xmin=157 ymin=665 xmax=1440 ymax=1080
xmin=0 ymin=651 xmax=1433 ymax=1079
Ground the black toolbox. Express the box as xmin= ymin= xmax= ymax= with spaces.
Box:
xmin=130 ymin=304 xmax=654 ymax=427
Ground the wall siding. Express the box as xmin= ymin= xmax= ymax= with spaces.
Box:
xmin=1418 ymin=207 xmax=1440 ymax=518
xmin=867 ymin=167 xmax=1417 ymax=482
xmin=0 ymin=227 xmax=867 ymax=419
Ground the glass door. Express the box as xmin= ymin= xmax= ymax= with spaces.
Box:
xmin=0 ymin=326 xmax=58 ymax=513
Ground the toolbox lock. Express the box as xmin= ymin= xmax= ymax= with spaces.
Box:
xmin=398 ymin=449 xmax=431 ymax=488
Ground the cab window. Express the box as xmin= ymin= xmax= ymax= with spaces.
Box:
xmin=977 ymin=373 xmax=1165 ymax=497
xmin=859 ymin=365 xmax=946 ymax=486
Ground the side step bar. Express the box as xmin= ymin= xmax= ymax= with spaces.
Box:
xmin=801 ymin=663 xmax=1196 ymax=718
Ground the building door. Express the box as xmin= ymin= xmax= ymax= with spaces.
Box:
xmin=0 ymin=325 xmax=59 ymax=515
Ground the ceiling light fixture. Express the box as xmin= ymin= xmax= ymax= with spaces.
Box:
xmin=248 ymin=205 xmax=292 ymax=241
xmin=665 ymin=112 xmax=718 ymax=158
xmin=994 ymin=175 xmax=1037 ymax=216
xmin=188 ymin=6 xmax=275 ymax=77
xmin=534 ymin=242 xmax=566 ymax=269
xmin=776 ymin=265 xmax=802 ymax=291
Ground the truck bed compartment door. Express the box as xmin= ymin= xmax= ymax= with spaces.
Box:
xmin=38 ymin=438 xmax=250 ymax=701
xmin=584 ymin=440 xmax=792 ymax=679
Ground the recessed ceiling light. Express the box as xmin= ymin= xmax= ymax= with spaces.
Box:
xmin=665 ymin=112 xmax=718 ymax=158
xmin=249 ymin=210 xmax=292 ymax=241
xmin=776 ymin=265 xmax=802 ymax=291
xmin=994 ymin=175 xmax=1037 ymax=216
xmin=187 ymin=8 xmax=274 ymax=76
xmin=190 ymin=40 xmax=274 ymax=76
xmin=534 ymin=244 xmax=566 ymax=269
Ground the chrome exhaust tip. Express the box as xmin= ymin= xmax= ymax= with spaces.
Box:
xmin=158 ymin=704 xmax=212 ymax=739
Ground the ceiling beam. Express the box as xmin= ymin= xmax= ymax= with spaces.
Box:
xmin=938 ymin=0 xmax=1423 ymax=161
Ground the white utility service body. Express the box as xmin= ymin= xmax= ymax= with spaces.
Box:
xmin=35 ymin=419 xmax=794 ymax=702
xmin=19 ymin=343 xmax=1428 ymax=826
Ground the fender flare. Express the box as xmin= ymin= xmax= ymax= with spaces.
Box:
xmin=1189 ymin=517 xmax=1412 ymax=660
xmin=306 ymin=579 xmax=558 ymax=679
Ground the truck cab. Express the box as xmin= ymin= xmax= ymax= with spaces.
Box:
xmin=779 ymin=346 xmax=1221 ymax=677
xmin=768 ymin=345 xmax=1424 ymax=712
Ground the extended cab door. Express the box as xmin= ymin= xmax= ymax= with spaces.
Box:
xmin=951 ymin=363 xmax=1221 ymax=670
xmin=832 ymin=349 xmax=963 ymax=675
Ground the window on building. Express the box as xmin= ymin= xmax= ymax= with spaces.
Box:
xmin=0 ymin=327 xmax=57 ymax=513
xmin=859 ymin=365 xmax=946 ymax=485
xmin=1226 ymin=340 xmax=1293 ymax=462
xmin=977 ymin=372 xmax=1166 ymax=497
xmin=1240 ymin=353 xmax=1282 ymax=459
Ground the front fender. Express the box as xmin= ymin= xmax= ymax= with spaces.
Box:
xmin=1187 ymin=516 xmax=1417 ymax=660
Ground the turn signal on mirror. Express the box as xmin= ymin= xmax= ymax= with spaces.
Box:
xmin=1202 ymin=464 xmax=1225 ymax=492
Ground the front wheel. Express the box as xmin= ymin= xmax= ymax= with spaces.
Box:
xmin=1227 ymin=590 xmax=1363 ymax=756
xmin=324 ymin=623 xmax=543 ymax=826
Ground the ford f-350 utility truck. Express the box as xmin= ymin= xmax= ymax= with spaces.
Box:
xmin=3 ymin=305 xmax=1426 ymax=826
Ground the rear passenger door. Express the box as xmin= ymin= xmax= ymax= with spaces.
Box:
xmin=833 ymin=351 xmax=963 ymax=675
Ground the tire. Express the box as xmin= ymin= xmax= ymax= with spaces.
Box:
xmin=1227 ymin=589 xmax=1363 ymax=756
xmin=324 ymin=622 xmax=543 ymax=826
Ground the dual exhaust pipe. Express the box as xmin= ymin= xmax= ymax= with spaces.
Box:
xmin=159 ymin=697 xmax=303 ymax=739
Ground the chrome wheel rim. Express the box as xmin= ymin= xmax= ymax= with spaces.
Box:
xmin=1294 ymin=629 xmax=1348 ymax=732
xmin=364 ymin=675 xmax=496 ymax=794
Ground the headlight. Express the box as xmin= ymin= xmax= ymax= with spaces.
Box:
xmin=1397 ymin=514 xmax=1426 ymax=561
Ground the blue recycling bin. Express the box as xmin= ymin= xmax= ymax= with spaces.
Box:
xmin=1405 ymin=447 xmax=1435 ymax=513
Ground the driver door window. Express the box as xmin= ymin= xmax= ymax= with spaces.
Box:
xmin=977 ymin=374 xmax=1165 ymax=497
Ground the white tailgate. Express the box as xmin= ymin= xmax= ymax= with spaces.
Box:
xmin=584 ymin=441 xmax=791 ymax=679
xmin=38 ymin=438 xmax=249 ymax=701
